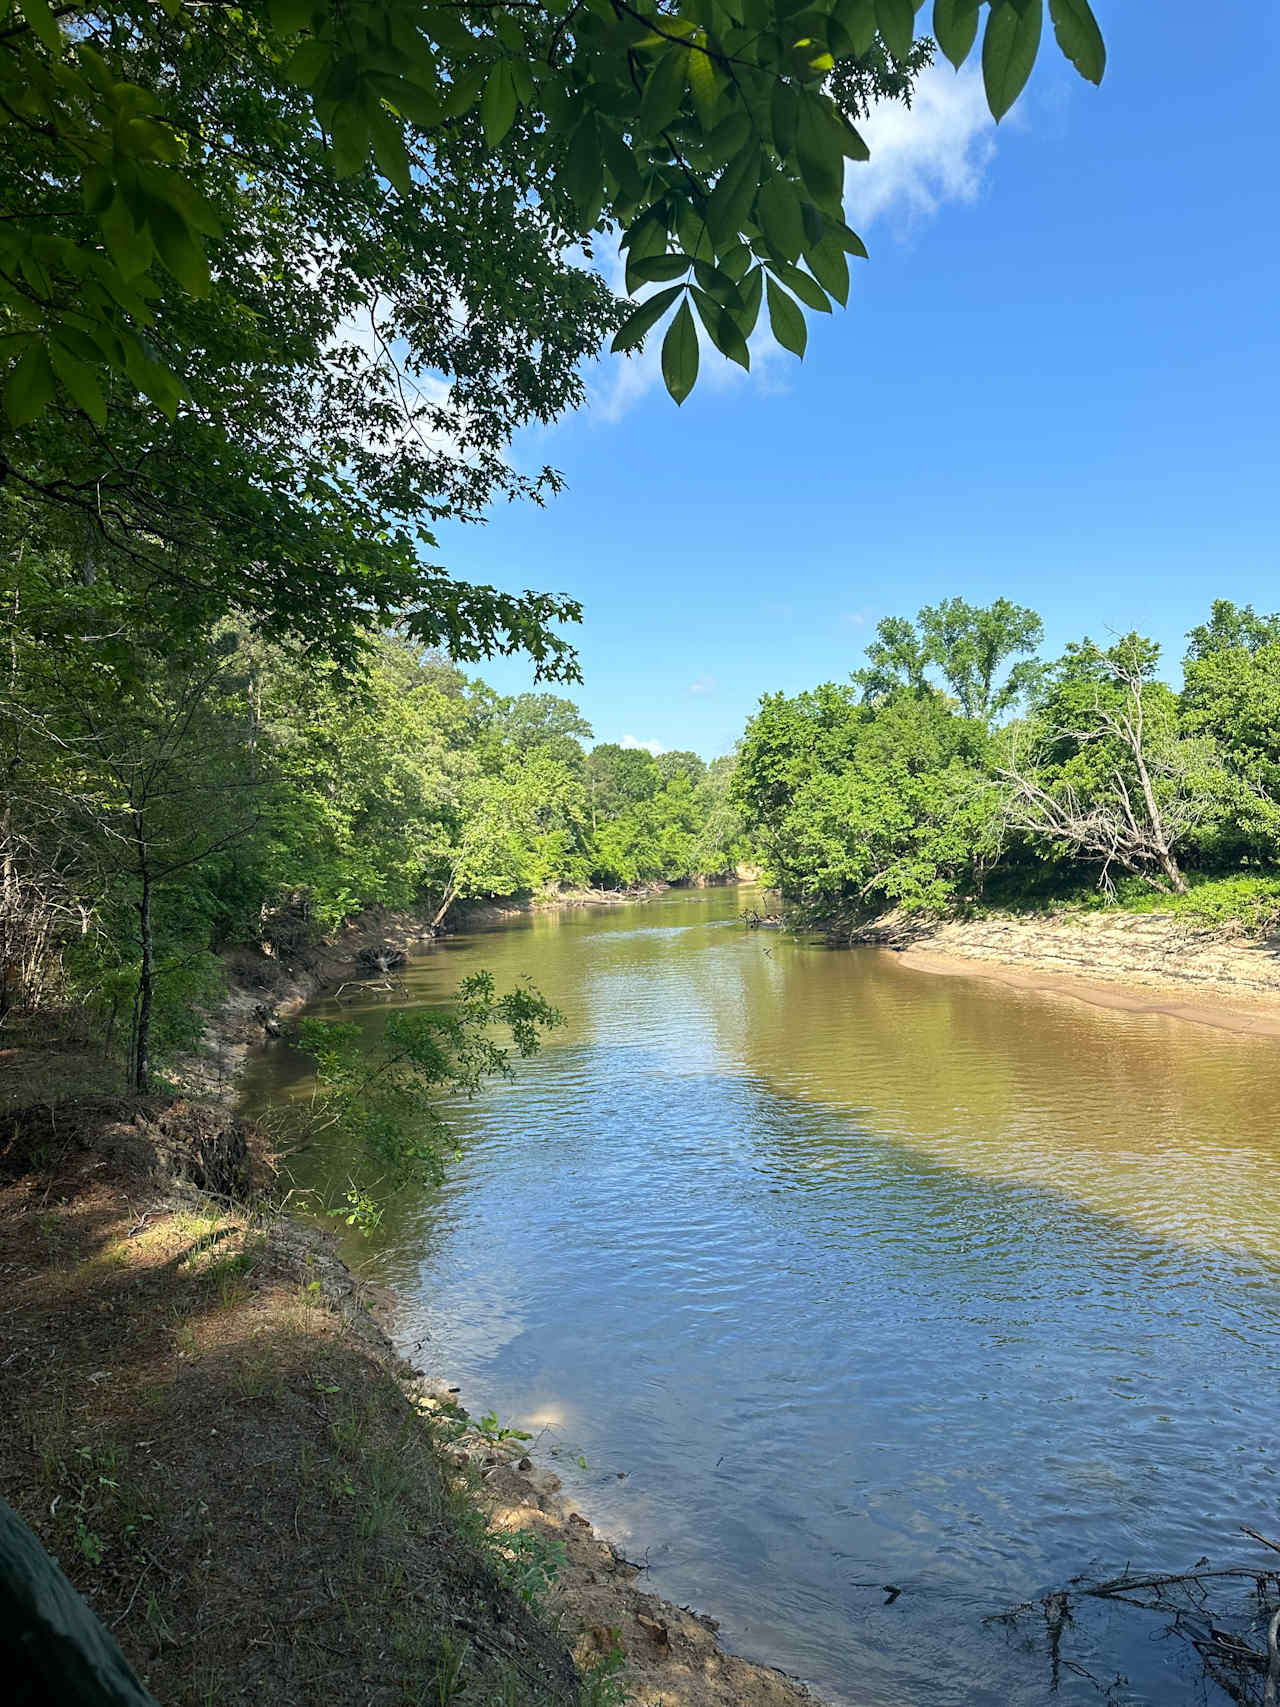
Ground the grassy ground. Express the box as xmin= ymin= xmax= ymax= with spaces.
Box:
xmin=963 ymin=871 xmax=1280 ymax=932
xmin=0 ymin=1101 xmax=617 ymax=1707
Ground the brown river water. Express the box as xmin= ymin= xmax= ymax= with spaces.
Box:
xmin=245 ymin=886 xmax=1280 ymax=1707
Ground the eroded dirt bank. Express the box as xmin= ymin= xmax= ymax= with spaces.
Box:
xmin=861 ymin=909 xmax=1280 ymax=1037
xmin=188 ymin=885 xmax=673 ymax=1105
xmin=4 ymin=956 xmax=830 ymax=1705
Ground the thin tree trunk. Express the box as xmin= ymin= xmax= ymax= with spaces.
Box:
xmin=430 ymin=878 xmax=457 ymax=931
xmin=133 ymin=818 xmax=153 ymax=1093
xmin=1132 ymin=750 xmax=1188 ymax=893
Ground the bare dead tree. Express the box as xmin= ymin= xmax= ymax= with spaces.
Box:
xmin=997 ymin=648 xmax=1207 ymax=896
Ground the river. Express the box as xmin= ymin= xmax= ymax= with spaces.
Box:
xmin=245 ymin=886 xmax=1280 ymax=1707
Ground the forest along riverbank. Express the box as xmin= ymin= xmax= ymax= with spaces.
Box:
xmin=260 ymin=886 xmax=1280 ymax=1707
xmin=850 ymin=906 xmax=1280 ymax=1036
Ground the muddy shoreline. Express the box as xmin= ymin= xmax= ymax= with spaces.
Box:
xmin=849 ymin=908 xmax=1280 ymax=1040
xmin=194 ymin=882 xmax=829 ymax=1706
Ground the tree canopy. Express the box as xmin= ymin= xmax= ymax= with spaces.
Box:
xmin=852 ymin=597 xmax=1044 ymax=718
xmin=736 ymin=597 xmax=1280 ymax=922
xmin=1 ymin=593 xmax=744 ymax=1081
xmin=3 ymin=1 xmax=1107 ymax=672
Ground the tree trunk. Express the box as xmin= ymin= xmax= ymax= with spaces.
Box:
xmin=1131 ymin=749 xmax=1188 ymax=894
xmin=430 ymin=878 xmax=457 ymax=931
xmin=133 ymin=820 xmax=153 ymax=1094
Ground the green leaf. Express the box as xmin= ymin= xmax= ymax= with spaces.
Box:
xmin=610 ymin=284 xmax=685 ymax=353
xmin=330 ymin=109 xmax=370 ymax=178
xmin=835 ymin=111 xmax=870 ymax=163
xmin=268 ymin=0 xmax=312 ymax=31
xmin=718 ymin=241 xmax=751 ymax=283
xmin=832 ymin=220 xmax=870 ymax=259
xmin=770 ymin=80 xmax=799 ymax=158
xmin=756 ymin=176 xmax=805 ymax=264
xmin=285 ymin=39 xmax=330 ymax=88
xmin=496 ymin=14 xmax=525 ymax=51
xmin=49 ymin=341 xmax=107 ymax=425
xmin=367 ymin=105 xmax=412 ymax=193
xmin=735 ymin=265 xmax=764 ymax=337
xmin=148 ymin=203 xmax=211 ymax=295
xmin=621 ymin=202 xmax=669 ymax=260
xmin=691 ymin=258 xmax=743 ymax=309
xmin=81 ymin=165 xmax=116 ymax=217
xmin=4 ymin=341 xmax=57 ymax=426
xmin=439 ymin=65 xmax=485 ymax=119
xmin=370 ymin=74 xmax=443 ymax=130
xmin=428 ymin=11 xmax=477 ymax=53
xmin=705 ymin=112 xmax=752 ymax=158
xmin=20 ymin=0 xmax=62 ymax=56
xmin=687 ymin=43 xmax=720 ymax=126
xmin=804 ymin=233 xmax=850 ymax=305
xmin=795 ymin=94 xmax=845 ymax=207
xmin=640 ymin=46 xmax=689 ymax=134
xmin=123 ymin=342 xmax=184 ymax=418
xmin=1047 ymin=0 xmax=1105 ymax=83
xmin=767 ymin=258 xmax=831 ymax=312
xmin=661 ymin=299 xmax=699 ymax=404
xmin=766 ymin=277 xmax=807 ymax=358
xmin=982 ymin=0 xmax=1043 ymax=121
xmin=834 ymin=0 xmax=878 ymax=57
xmin=627 ymin=252 xmax=693 ymax=285
xmin=933 ymin=0 xmax=980 ymax=69
xmin=480 ymin=62 xmax=518 ymax=147
xmin=99 ymin=196 xmax=155 ymax=279
xmin=705 ymin=145 xmax=761 ymax=249
xmin=562 ymin=116 xmax=601 ymax=213
xmin=875 ymin=0 xmax=916 ymax=61
xmin=690 ymin=286 xmax=749 ymax=370
xmin=599 ymin=124 xmax=643 ymax=200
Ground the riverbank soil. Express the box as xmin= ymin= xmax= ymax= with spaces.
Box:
xmin=0 ymin=1097 xmax=825 ymax=1707
xmin=0 ymin=1099 xmax=584 ymax=1707
xmin=863 ymin=908 xmax=1280 ymax=1036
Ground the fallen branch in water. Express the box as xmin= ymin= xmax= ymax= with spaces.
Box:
xmin=989 ymin=1548 xmax=1280 ymax=1706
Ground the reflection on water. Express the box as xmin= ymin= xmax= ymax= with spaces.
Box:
xmin=246 ymin=888 xmax=1280 ymax=1707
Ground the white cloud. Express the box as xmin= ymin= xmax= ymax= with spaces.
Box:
xmin=587 ymin=63 xmax=997 ymax=420
xmin=688 ymin=674 xmax=716 ymax=695
xmin=843 ymin=62 xmax=996 ymax=232
xmin=621 ymin=734 xmax=667 ymax=755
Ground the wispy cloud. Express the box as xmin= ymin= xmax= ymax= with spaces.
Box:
xmin=843 ymin=62 xmax=996 ymax=231
xmin=588 ymin=63 xmax=997 ymax=420
xmin=621 ymin=734 xmax=666 ymax=755
xmin=688 ymin=674 xmax=716 ymax=695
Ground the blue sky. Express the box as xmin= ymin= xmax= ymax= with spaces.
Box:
xmin=436 ymin=3 xmax=1280 ymax=759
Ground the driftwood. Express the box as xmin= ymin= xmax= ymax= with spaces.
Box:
xmin=356 ymin=943 xmax=409 ymax=973
xmin=989 ymin=1533 xmax=1280 ymax=1705
xmin=740 ymin=908 xmax=783 ymax=930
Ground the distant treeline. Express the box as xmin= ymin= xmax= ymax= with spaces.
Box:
xmin=732 ymin=597 xmax=1280 ymax=930
xmin=12 ymin=574 xmax=1280 ymax=1094
xmin=2 ymin=601 xmax=745 ymax=1086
